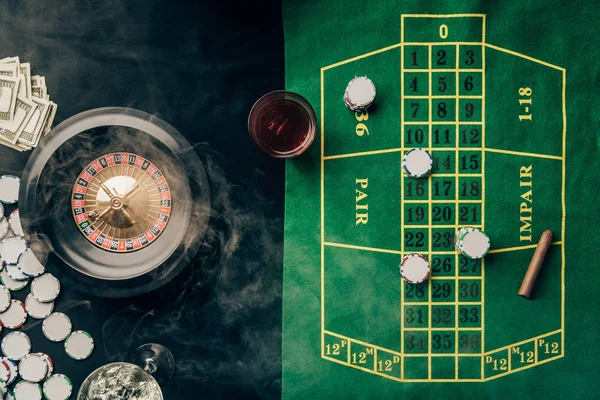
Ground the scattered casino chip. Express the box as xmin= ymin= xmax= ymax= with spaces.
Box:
xmin=0 ymin=358 xmax=10 ymax=382
xmin=32 ymin=353 xmax=53 ymax=380
xmin=64 ymin=330 xmax=94 ymax=360
xmin=0 ymin=176 xmax=20 ymax=204
xmin=42 ymin=312 xmax=71 ymax=342
xmin=31 ymin=273 xmax=60 ymax=303
xmin=402 ymin=148 xmax=433 ymax=178
xmin=8 ymin=209 xmax=23 ymax=237
xmin=0 ymin=299 xmax=27 ymax=329
xmin=0 ymin=285 xmax=11 ymax=312
xmin=13 ymin=381 xmax=42 ymax=400
xmin=0 ymin=268 xmax=28 ymax=291
xmin=43 ymin=374 xmax=72 ymax=400
xmin=343 ymin=76 xmax=376 ymax=112
xmin=0 ymin=380 xmax=6 ymax=398
xmin=17 ymin=249 xmax=45 ymax=278
xmin=456 ymin=228 xmax=490 ymax=259
xmin=0 ymin=217 xmax=9 ymax=241
xmin=25 ymin=294 xmax=53 ymax=320
xmin=6 ymin=264 xmax=29 ymax=282
xmin=0 ymin=202 xmax=3 ymax=216
xmin=0 ymin=236 xmax=28 ymax=265
xmin=2 ymin=332 xmax=31 ymax=360
xmin=18 ymin=354 xmax=48 ymax=383
xmin=400 ymin=253 xmax=431 ymax=284
xmin=1 ymin=357 xmax=18 ymax=385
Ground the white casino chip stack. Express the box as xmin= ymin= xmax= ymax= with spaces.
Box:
xmin=2 ymin=332 xmax=31 ymax=361
xmin=0 ymin=299 xmax=27 ymax=329
xmin=402 ymin=148 xmax=433 ymax=178
xmin=17 ymin=249 xmax=45 ymax=278
xmin=0 ymin=269 xmax=28 ymax=291
xmin=25 ymin=294 xmax=54 ymax=319
xmin=18 ymin=354 xmax=48 ymax=383
xmin=0 ymin=236 xmax=27 ymax=265
xmin=6 ymin=264 xmax=29 ymax=282
xmin=43 ymin=374 xmax=72 ymax=400
xmin=0 ymin=176 xmax=20 ymax=204
xmin=0 ymin=217 xmax=9 ymax=241
xmin=0 ymin=285 xmax=11 ymax=312
xmin=457 ymin=229 xmax=491 ymax=259
xmin=13 ymin=381 xmax=42 ymax=400
xmin=8 ymin=209 xmax=23 ymax=237
xmin=400 ymin=253 xmax=431 ymax=284
xmin=1 ymin=357 xmax=18 ymax=385
xmin=31 ymin=273 xmax=60 ymax=303
xmin=42 ymin=312 xmax=72 ymax=342
xmin=343 ymin=76 xmax=376 ymax=112
xmin=64 ymin=331 xmax=94 ymax=360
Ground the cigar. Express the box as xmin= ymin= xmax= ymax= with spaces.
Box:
xmin=518 ymin=230 xmax=553 ymax=299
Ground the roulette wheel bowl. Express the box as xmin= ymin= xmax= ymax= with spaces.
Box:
xmin=19 ymin=107 xmax=210 ymax=298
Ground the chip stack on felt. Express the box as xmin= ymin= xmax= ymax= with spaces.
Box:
xmin=0 ymin=56 xmax=58 ymax=152
xmin=0 ymin=175 xmax=93 ymax=399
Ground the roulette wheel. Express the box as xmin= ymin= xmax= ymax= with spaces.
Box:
xmin=19 ymin=107 xmax=210 ymax=298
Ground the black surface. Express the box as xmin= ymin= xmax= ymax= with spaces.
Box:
xmin=0 ymin=0 xmax=284 ymax=398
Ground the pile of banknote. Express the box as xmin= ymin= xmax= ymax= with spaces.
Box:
xmin=0 ymin=56 xmax=57 ymax=152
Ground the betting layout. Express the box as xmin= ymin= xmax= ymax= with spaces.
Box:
xmin=320 ymin=14 xmax=565 ymax=382
xmin=0 ymin=56 xmax=57 ymax=152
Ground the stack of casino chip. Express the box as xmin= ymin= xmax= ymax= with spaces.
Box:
xmin=402 ymin=148 xmax=433 ymax=179
xmin=455 ymin=227 xmax=490 ymax=259
xmin=399 ymin=253 xmax=431 ymax=284
xmin=343 ymin=76 xmax=376 ymax=112
xmin=0 ymin=174 xmax=92 ymax=398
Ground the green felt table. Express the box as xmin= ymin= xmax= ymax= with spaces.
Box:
xmin=282 ymin=2 xmax=600 ymax=399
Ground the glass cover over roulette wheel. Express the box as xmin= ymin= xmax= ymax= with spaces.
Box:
xmin=19 ymin=108 xmax=210 ymax=298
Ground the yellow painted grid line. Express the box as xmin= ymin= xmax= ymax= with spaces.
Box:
xmin=406 ymin=301 xmax=482 ymax=306
xmin=325 ymin=330 xmax=402 ymax=357
xmin=322 ymin=43 xmax=402 ymax=70
xmin=407 ymin=327 xmax=483 ymax=331
xmin=324 ymin=147 xmax=403 ymax=160
xmin=406 ymin=121 xmax=482 ymax=125
xmin=485 ymin=43 xmax=565 ymax=72
xmin=405 ymin=68 xmax=482 ymax=73
xmin=481 ymin=27 xmax=486 ymax=377
xmin=406 ymin=224 xmax=481 ymax=229
xmin=320 ymin=68 xmax=325 ymax=358
xmin=322 ymin=356 xmax=405 ymax=382
xmin=404 ymin=95 xmax=483 ymax=99
xmin=324 ymin=242 xmax=402 ymax=255
xmin=484 ymin=354 xmax=564 ymax=382
xmin=427 ymin=43 xmax=433 ymax=380
xmin=403 ymin=13 xmax=486 ymax=18
xmin=404 ymin=42 xmax=483 ymax=46
xmin=488 ymin=241 xmax=562 ymax=254
xmin=561 ymin=69 xmax=566 ymax=355
xmin=485 ymin=147 xmax=562 ymax=160
xmin=454 ymin=41 xmax=461 ymax=381
xmin=484 ymin=329 xmax=562 ymax=355
xmin=404 ymin=199 xmax=482 ymax=203
xmin=400 ymin=15 xmax=406 ymax=374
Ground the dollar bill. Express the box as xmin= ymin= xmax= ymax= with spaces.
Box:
xmin=0 ymin=76 xmax=20 ymax=123
xmin=0 ymin=64 xmax=18 ymax=78
xmin=0 ymin=94 xmax=36 ymax=144
xmin=20 ymin=63 xmax=31 ymax=98
xmin=31 ymin=85 xmax=47 ymax=99
xmin=31 ymin=75 xmax=45 ymax=88
xmin=43 ymin=101 xmax=57 ymax=134
xmin=19 ymin=96 xmax=50 ymax=147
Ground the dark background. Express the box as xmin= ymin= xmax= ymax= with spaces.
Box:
xmin=0 ymin=0 xmax=285 ymax=398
